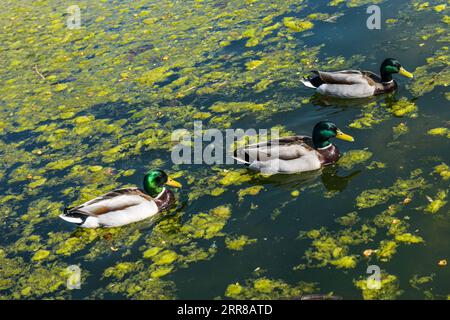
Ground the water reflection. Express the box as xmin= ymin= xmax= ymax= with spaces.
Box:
xmin=321 ymin=166 xmax=361 ymax=192
xmin=250 ymin=165 xmax=360 ymax=193
xmin=310 ymin=92 xmax=387 ymax=108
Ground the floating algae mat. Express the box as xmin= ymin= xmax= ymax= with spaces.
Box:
xmin=0 ymin=0 xmax=449 ymax=300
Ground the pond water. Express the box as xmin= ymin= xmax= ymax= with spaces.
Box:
xmin=0 ymin=0 xmax=449 ymax=299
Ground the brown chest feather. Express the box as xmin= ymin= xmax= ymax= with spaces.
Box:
xmin=317 ymin=145 xmax=340 ymax=166
xmin=154 ymin=189 xmax=175 ymax=211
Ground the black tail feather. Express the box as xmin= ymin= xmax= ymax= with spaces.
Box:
xmin=306 ymin=75 xmax=324 ymax=88
xmin=60 ymin=208 xmax=88 ymax=225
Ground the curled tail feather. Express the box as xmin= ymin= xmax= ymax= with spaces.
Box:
xmin=301 ymin=71 xmax=324 ymax=89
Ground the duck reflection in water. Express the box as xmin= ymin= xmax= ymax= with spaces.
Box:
xmin=251 ymin=165 xmax=361 ymax=193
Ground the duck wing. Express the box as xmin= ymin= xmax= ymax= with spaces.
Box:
xmin=64 ymin=188 xmax=152 ymax=217
xmin=234 ymin=136 xmax=322 ymax=174
xmin=234 ymin=136 xmax=312 ymax=162
xmin=317 ymin=70 xmax=381 ymax=85
xmin=361 ymin=70 xmax=382 ymax=83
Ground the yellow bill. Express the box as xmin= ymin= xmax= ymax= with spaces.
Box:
xmin=336 ymin=129 xmax=355 ymax=142
xmin=166 ymin=177 xmax=182 ymax=188
xmin=399 ymin=67 xmax=414 ymax=79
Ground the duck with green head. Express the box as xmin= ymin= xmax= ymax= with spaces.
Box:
xmin=301 ymin=58 xmax=414 ymax=98
xmin=234 ymin=121 xmax=354 ymax=174
xmin=60 ymin=169 xmax=182 ymax=228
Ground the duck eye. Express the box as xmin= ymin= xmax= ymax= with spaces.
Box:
xmin=156 ymin=171 xmax=167 ymax=184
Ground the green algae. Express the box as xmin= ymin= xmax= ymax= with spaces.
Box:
xmin=411 ymin=46 xmax=450 ymax=97
xmin=143 ymin=247 xmax=162 ymax=259
xmin=104 ymin=262 xmax=142 ymax=280
xmin=355 ymin=273 xmax=403 ymax=300
xmin=20 ymin=198 xmax=63 ymax=224
xmin=225 ymin=283 xmax=243 ymax=297
xmin=291 ymin=190 xmax=300 ymax=197
xmin=14 ymin=265 xmax=69 ymax=299
xmin=31 ymin=250 xmax=50 ymax=262
xmin=0 ymin=248 xmax=72 ymax=299
xmin=301 ymin=190 xmax=428 ymax=270
xmin=410 ymin=274 xmax=434 ymax=291
xmin=153 ymin=250 xmax=178 ymax=265
xmin=366 ymin=161 xmax=386 ymax=170
xmin=356 ymin=189 xmax=392 ymax=209
xmin=424 ymin=190 xmax=448 ymax=214
xmin=386 ymin=18 xmax=398 ymax=24
xmin=356 ymin=174 xmax=427 ymax=209
xmin=179 ymin=205 xmax=232 ymax=239
xmin=338 ymin=150 xmax=373 ymax=170
xmin=219 ymin=170 xmax=253 ymax=186
xmin=393 ymin=122 xmax=409 ymax=139
xmin=28 ymin=177 xmax=47 ymax=189
xmin=331 ymin=256 xmax=358 ymax=269
xmin=113 ymin=204 xmax=235 ymax=288
xmin=137 ymin=67 xmax=173 ymax=87
xmin=335 ymin=212 xmax=360 ymax=226
xmin=299 ymin=225 xmax=376 ymax=269
xmin=345 ymin=0 xmax=385 ymax=7
xmin=428 ymin=127 xmax=450 ymax=137
xmin=45 ymin=159 xmax=76 ymax=171
xmin=434 ymin=163 xmax=450 ymax=180
xmin=225 ymin=235 xmax=257 ymax=251
xmin=245 ymin=60 xmax=264 ymax=71
xmin=211 ymin=187 xmax=226 ymax=196
xmin=151 ymin=266 xmax=174 ymax=278
xmin=349 ymin=97 xmax=417 ymax=130
xmin=210 ymin=101 xmax=266 ymax=114
xmin=387 ymin=98 xmax=418 ymax=117
xmin=224 ymin=277 xmax=317 ymax=299
xmin=102 ymin=272 xmax=176 ymax=299
xmin=12 ymin=235 xmax=43 ymax=253
xmin=55 ymin=235 xmax=92 ymax=256
xmin=395 ymin=233 xmax=424 ymax=244
xmin=283 ymin=17 xmax=314 ymax=33
xmin=238 ymin=185 xmax=264 ymax=200
xmin=376 ymin=240 xmax=398 ymax=261
xmin=349 ymin=102 xmax=389 ymax=129
xmin=434 ymin=4 xmax=447 ymax=13
xmin=0 ymin=252 xmax=25 ymax=292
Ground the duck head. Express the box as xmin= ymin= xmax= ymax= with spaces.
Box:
xmin=380 ymin=58 xmax=414 ymax=83
xmin=312 ymin=121 xmax=354 ymax=149
xmin=143 ymin=169 xmax=182 ymax=197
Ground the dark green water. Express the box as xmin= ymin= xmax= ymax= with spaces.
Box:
xmin=0 ymin=0 xmax=449 ymax=299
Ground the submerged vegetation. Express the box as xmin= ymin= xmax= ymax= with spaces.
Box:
xmin=224 ymin=277 xmax=318 ymax=300
xmin=0 ymin=0 xmax=449 ymax=300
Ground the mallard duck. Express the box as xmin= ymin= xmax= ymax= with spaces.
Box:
xmin=301 ymin=58 xmax=414 ymax=98
xmin=59 ymin=169 xmax=182 ymax=228
xmin=233 ymin=121 xmax=354 ymax=174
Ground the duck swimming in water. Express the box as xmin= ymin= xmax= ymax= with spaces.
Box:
xmin=233 ymin=121 xmax=354 ymax=174
xmin=60 ymin=169 xmax=181 ymax=228
xmin=301 ymin=58 xmax=414 ymax=98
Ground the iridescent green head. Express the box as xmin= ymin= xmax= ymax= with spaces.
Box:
xmin=143 ymin=169 xmax=182 ymax=197
xmin=312 ymin=121 xmax=354 ymax=149
xmin=380 ymin=58 xmax=414 ymax=82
